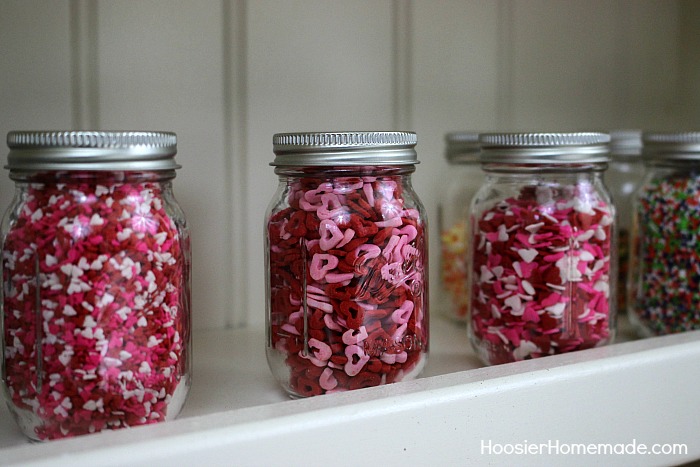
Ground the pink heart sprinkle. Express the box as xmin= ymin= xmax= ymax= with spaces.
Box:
xmin=319 ymin=220 xmax=344 ymax=251
xmin=310 ymin=253 xmax=338 ymax=281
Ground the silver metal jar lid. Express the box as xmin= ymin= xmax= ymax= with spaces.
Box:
xmin=642 ymin=131 xmax=700 ymax=162
xmin=479 ymin=132 xmax=610 ymax=164
xmin=609 ymin=129 xmax=642 ymax=159
xmin=445 ymin=132 xmax=479 ymax=164
xmin=6 ymin=131 xmax=179 ymax=171
xmin=271 ymin=131 xmax=418 ymax=166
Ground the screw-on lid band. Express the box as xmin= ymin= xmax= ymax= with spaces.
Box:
xmin=6 ymin=131 xmax=179 ymax=171
xmin=271 ymin=131 xmax=418 ymax=166
xmin=642 ymin=131 xmax=700 ymax=162
xmin=445 ymin=132 xmax=480 ymax=164
xmin=479 ymin=132 xmax=610 ymax=164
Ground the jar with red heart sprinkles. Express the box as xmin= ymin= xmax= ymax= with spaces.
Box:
xmin=629 ymin=132 xmax=700 ymax=336
xmin=469 ymin=132 xmax=616 ymax=365
xmin=1 ymin=131 xmax=191 ymax=440
xmin=266 ymin=131 xmax=428 ymax=397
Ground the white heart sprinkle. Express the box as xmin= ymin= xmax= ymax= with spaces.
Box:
xmin=518 ymin=248 xmax=538 ymax=263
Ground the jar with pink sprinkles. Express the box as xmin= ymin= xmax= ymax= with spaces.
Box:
xmin=1 ymin=131 xmax=191 ymax=440
xmin=468 ymin=133 xmax=617 ymax=365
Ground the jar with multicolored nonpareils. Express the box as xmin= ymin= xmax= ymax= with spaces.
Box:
xmin=438 ymin=132 xmax=482 ymax=323
xmin=468 ymin=133 xmax=616 ymax=365
xmin=265 ymin=131 xmax=429 ymax=397
xmin=629 ymin=131 xmax=700 ymax=336
xmin=1 ymin=131 xmax=191 ymax=440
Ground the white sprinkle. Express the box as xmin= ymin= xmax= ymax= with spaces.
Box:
xmin=576 ymin=230 xmax=595 ymax=242
xmin=525 ymin=222 xmax=545 ymax=233
xmin=78 ymin=257 xmax=90 ymax=270
xmin=102 ymin=357 xmax=122 ymax=368
xmin=30 ymin=209 xmax=43 ymax=222
xmin=83 ymin=400 xmax=98 ymax=411
xmin=45 ymin=254 xmax=58 ymax=266
xmin=513 ymin=261 xmax=523 ymax=278
xmin=83 ymin=315 xmax=97 ymax=328
xmin=139 ymin=362 xmax=151 ymax=374
xmin=58 ymin=349 xmax=73 ymax=366
xmin=513 ymin=341 xmax=539 ymax=360
xmin=116 ymin=228 xmax=133 ymax=242
xmin=137 ymin=316 xmax=148 ymax=327
xmin=497 ymin=224 xmax=508 ymax=242
xmin=545 ymin=302 xmax=566 ymax=318
xmin=522 ymin=280 xmax=536 ymax=295
xmin=99 ymin=293 xmax=115 ymax=307
xmin=119 ymin=350 xmax=132 ymax=360
xmin=89 ymin=213 xmax=104 ymax=226
xmin=154 ymin=232 xmax=167 ymax=245
xmin=518 ymin=248 xmax=538 ymax=263
xmin=116 ymin=306 xmax=130 ymax=321
xmin=579 ymin=251 xmax=595 ymax=262
xmin=479 ymin=265 xmax=494 ymax=283
xmin=594 ymin=226 xmax=606 ymax=241
xmin=593 ymin=280 xmax=610 ymax=295
xmin=147 ymin=336 xmax=162 ymax=348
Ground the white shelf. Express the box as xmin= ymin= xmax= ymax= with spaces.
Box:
xmin=1 ymin=317 xmax=699 ymax=466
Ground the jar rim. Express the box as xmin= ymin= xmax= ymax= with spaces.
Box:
xmin=6 ymin=131 xmax=180 ymax=171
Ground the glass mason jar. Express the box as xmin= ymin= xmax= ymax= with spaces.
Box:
xmin=265 ymin=131 xmax=429 ymax=397
xmin=604 ymin=130 xmax=643 ymax=314
xmin=1 ymin=131 xmax=191 ymax=440
xmin=469 ymin=133 xmax=617 ymax=365
xmin=629 ymin=132 xmax=700 ymax=336
xmin=437 ymin=132 xmax=482 ymax=323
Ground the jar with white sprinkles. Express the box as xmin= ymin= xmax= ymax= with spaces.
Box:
xmin=1 ymin=131 xmax=191 ymax=440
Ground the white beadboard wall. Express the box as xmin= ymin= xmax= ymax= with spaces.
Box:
xmin=0 ymin=0 xmax=696 ymax=331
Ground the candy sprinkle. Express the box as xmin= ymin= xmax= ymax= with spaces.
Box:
xmin=440 ymin=219 xmax=469 ymax=320
xmin=2 ymin=176 xmax=189 ymax=440
xmin=470 ymin=182 xmax=614 ymax=365
xmin=631 ymin=174 xmax=700 ymax=334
